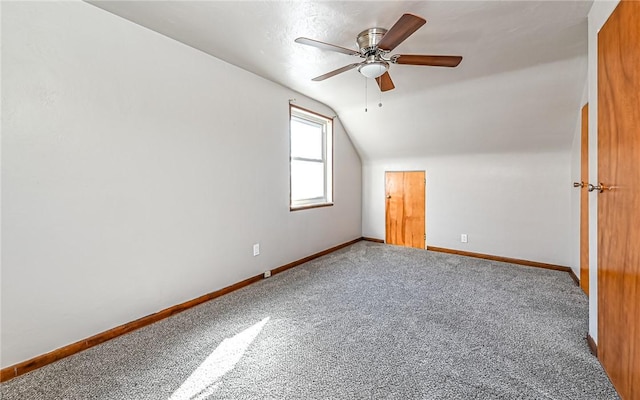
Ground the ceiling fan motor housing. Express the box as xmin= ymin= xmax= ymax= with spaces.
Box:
xmin=357 ymin=27 xmax=388 ymax=56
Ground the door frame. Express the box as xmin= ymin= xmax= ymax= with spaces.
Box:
xmin=580 ymin=103 xmax=589 ymax=296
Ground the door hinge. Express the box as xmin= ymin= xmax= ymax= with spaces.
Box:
xmin=424 ymin=234 xmax=426 ymax=240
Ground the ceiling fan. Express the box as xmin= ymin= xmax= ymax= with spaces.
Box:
xmin=295 ymin=13 xmax=462 ymax=92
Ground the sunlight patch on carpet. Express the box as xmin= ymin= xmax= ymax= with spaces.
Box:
xmin=168 ymin=317 xmax=270 ymax=400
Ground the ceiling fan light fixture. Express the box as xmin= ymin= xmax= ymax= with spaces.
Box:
xmin=358 ymin=61 xmax=389 ymax=79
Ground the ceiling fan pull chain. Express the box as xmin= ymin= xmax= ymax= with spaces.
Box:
xmin=379 ymin=87 xmax=382 ymax=108
xmin=364 ymin=76 xmax=368 ymax=112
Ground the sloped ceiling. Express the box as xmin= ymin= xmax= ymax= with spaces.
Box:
xmin=88 ymin=1 xmax=590 ymax=160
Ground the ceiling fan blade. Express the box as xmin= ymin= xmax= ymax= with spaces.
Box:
xmin=312 ymin=63 xmax=362 ymax=81
xmin=375 ymin=72 xmax=395 ymax=92
xmin=393 ymin=54 xmax=463 ymax=67
xmin=295 ymin=37 xmax=360 ymax=56
xmin=377 ymin=14 xmax=426 ymax=51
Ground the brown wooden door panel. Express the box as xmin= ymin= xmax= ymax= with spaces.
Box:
xmin=385 ymin=171 xmax=425 ymax=249
xmin=598 ymin=1 xmax=640 ymax=398
xmin=580 ymin=103 xmax=590 ymax=296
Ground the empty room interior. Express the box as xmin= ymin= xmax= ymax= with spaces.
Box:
xmin=2 ymin=0 xmax=638 ymax=399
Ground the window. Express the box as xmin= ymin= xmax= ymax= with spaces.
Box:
xmin=289 ymin=105 xmax=333 ymax=210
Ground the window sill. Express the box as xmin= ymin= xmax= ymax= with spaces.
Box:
xmin=290 ymin=203 xmax=334 ymax=212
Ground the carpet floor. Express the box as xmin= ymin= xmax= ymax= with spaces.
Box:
xmin=1 ymin=241 xmax=619 ymax=399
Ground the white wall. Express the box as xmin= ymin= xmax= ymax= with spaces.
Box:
xmin=586 ymin=0 xmax=620 ymax=343
xmin=363 ymin=151 xmax=572 ymax=266
xmin=1 ymin=1 xmax=362 ymax=368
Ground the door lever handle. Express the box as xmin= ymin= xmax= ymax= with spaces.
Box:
xmin=588 ymin=183 xmax=610 ymax=193
xmin=573 ymin=182 xmax=584 ymax=188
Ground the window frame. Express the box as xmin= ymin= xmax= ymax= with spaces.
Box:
xmin=289 ymin=105 xmax=334 ymax=211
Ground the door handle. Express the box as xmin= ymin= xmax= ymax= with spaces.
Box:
xmin=386 ymin=195 xmax=391 ymax=199
xmin=588 ymin=183 xmax=610 ymax=193
xmin=573 ymin=182 xmax=584 ymax=188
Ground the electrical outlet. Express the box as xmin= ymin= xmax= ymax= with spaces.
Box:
xmin=264 ymin=270 xmax=271 ymax=278
xmin=461 ymin=234 xmax=468 ymax=243
xmin=253 ymin=243 xmax=260 ymax=256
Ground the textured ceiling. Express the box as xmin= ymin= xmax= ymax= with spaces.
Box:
xmin=88 ymin=1 xmax=591 ymax=160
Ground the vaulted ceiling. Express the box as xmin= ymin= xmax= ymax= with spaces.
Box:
xmin=89 ymin=1 xmax=591 ymax=160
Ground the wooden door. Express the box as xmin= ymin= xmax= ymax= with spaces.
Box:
xmin=580 ymin=104 xmax=590 ymax=296
xmin=385 ymin=171 xmax=425 ymax=249
xmin=597 ymin=1 xmax=640 ymax=398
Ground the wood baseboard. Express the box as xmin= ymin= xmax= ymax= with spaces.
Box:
xmin=568 ymin=269 xmax=580 ymax=286
xmin=272 ymin=238 xmax=362 ymax=275
xmin=587 ymin=334 xmax=598 ymax=357
xmin=426 ymin=246 xmax=571 ymax=273
xmin=362 ymin=237 xmax=384 ymax=243
xmin=0 ymin=237 xmax=363 ymax=383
